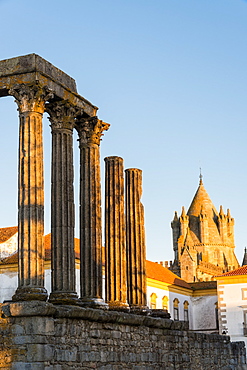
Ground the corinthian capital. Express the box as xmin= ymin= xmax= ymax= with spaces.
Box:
xmin=46 ymin=100 xmax=81 ymax=131
xmin=76 ymin=116 xmax=110 ymax=146
xmin=9 ymin=83 xmax=53 ymax=114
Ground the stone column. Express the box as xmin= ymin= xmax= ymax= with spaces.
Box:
xmin=46 ymin=101 xmax=78 ymax=305
xmin=10 ymin=83 xmax=51 ymax=301
xmin=125 ymin=168 xmax=148 ymax=313
xmin=76 ymin=116 xmax=109 ymax=308
xmin=104 ymin=156 xmax=129 ymax=311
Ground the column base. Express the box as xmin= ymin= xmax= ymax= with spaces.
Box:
xmin=107 ymin=301 xmax=130 ymax=312
xmin=48 ymin=292 xmax=79 ymax=305
xmin=12 ymin=287 xmax=48 ymax=302
xmin=79 ymin=297 xmax=109 ymax=310
xmin=129 ymin=305 xmax=150 ymax=315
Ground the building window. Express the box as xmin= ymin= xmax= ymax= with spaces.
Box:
xmin=162 ymin=296 xmax=169 ymax=310
xmin=173 ymin=298 xmax=179 ymax=320
xmin=243 ymin=311 xmax=247 ymax=336
xmin=215 ymin=302 xmax=219 ymax=330
xmin=183 ymin=300 xmax=189 ymax=322
xmin=150 ymin=293 xmax=157 ymax=309
xmin=242 ymin=289 xmax=247 ymax=300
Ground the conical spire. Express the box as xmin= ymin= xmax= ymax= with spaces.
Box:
xmin=181 ymin=206 xmax=186 ymax=218
xmin=187 ymin=177 xmax=218 ymax=218
xmin=187 ymin=177 xmax=222 ymax=244
xmin=242 ymin=248 xmax=247 ymax=266
xmin=219 ymin=205 xmax=225 ymax=219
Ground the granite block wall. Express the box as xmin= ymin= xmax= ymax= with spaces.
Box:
xmin=0 ymin=302 xmax=246 ymax=369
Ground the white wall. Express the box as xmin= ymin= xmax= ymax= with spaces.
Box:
xmin=0 ymin=233 xmax=18 ymax=259
xmin=0 ymin=265 xmax=80 ymax=302
xmin=0 ymin=270 xmax=17 ymax=302
xmin=218 ymin=281 xmax=247 ymax=346
xmin=190 ymin=295 xmax=218 ymax=332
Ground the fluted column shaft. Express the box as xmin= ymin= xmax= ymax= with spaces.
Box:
xmin=125 ymin=168 xmax=148 ymax=311
xmin=105 ymin=156 xmax=129 ymax=310
xmin=10 ymin=84 xmax=51 ymax=301
xmin=76 ymin=116 xmax=109 ymax=308
xmin=46 ymin=101 xmax=78 ymax=305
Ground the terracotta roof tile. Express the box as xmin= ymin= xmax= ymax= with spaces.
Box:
xmin=0 ymin=226 xmax=18 ymax=243
xmin=1 ymin=252 xmax=18 ymax=264
xmin=215 ymin=265 xmax=247 ymax=277
xmin=146 ymin=260 xmax=191 ymax=289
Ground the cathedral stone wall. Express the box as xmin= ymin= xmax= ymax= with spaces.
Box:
xmin=171 ymin=179 xmax=239 ymax=282
xmin=0 ymin=302 xmax=246 ymax=369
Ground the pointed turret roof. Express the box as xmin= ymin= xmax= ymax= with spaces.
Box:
xmin=242 ymin=248 xmax=247 ymax=266
xmin=186 ymin=177 xmax=222 ymax=244
xmin=184 ymin=228 xmax=200 ymax=245
xmin=187 ymin=179 xmax=218 ymax=219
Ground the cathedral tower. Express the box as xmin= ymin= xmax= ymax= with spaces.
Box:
xmin=170 ymin=176 xmax=239 ymax=282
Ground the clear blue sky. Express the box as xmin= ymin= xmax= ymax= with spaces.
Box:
xmin=0 ymin=0 xmax=246 ymax=263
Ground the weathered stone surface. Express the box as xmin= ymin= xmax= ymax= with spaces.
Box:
xmin=76 ymin=117 xmax=109 ymax=309
xmin=0 ymin=54 xmax=77 ymax=92
xmin=104 ymin=156 xmax=129 ymax=311
xmin=0 ymin=55 xmax=103 ymax=305
xmin=171 ymin=178 xmax=239 ymax=282
xmin=0 ymin=307 xmax=245 ymax=369
xmin=1 ymin=301 xmax=56 ymax=317
xmin=47 ymin=101 xmax=78 ymax=305
xmin=125 ymin=168 xmax=148 ymax=312
xmin=0 ymin=54 xmax=97 ymax=116
xmin=11 ymin=84 xmax=49 ymax=302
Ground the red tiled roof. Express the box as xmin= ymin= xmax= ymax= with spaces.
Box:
xmin=0 ymin=232 xmax=80 ymax=264
xmin=215 ymin=265 xmax=247 ymax=277
xmin=146 ymin=260 xmax=191 ymax=289
xmin=1 ymin=252 xmax=18 ymax=264
xmin=0 ymin=226 xmax=18 ymax=243
xmin=43 ymin=234 xmax=80 ymax=260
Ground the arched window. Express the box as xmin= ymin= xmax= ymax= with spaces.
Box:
xmin=150 ymin=293 xmax=157 ymax=309
xmin=183 ymin=300 xmax=189 ymax=321
xmin=162 ymin=295 xmax=169 ymax=310
xmin=173 ymin=298 xmax=179 ymax=320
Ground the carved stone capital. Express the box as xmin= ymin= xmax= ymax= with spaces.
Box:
xmin=76 ymin=116 xmax=110 ymax=146
xmin=46 ymin=100 xmax=81 ymax=131
xmin=9 ymin=83 xmax=53 ymax=114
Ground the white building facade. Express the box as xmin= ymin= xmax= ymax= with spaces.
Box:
xmin=215 ymin=266 xmax=247 ymax=346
